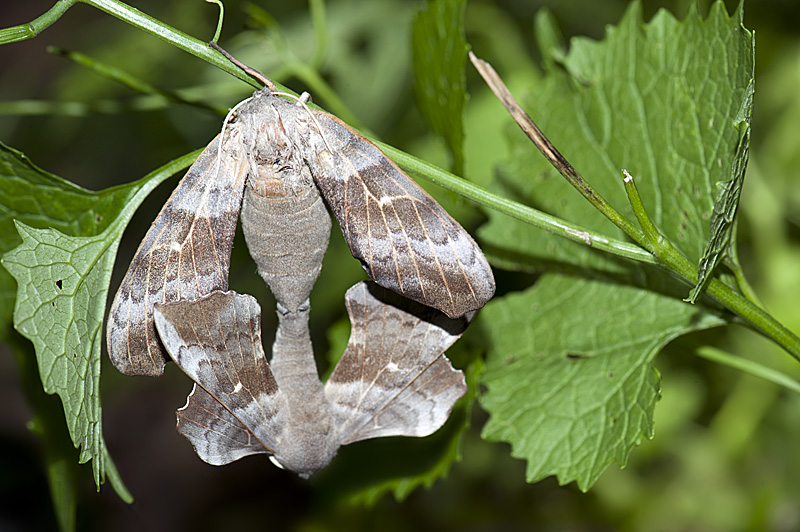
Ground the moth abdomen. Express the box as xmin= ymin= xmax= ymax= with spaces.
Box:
xmin=241 ymin=173 xmax=332 ymax=312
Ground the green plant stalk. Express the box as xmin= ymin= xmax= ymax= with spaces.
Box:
xmin=0 ymin=0 xmax=74 ymax=44
xmin=309 ymin=0 xmax=329 ymax=70
xmin=11 ymin=335 xmax=79 ymax=532
xmin=695 ymin=345 xmax=800 ymax=395
xmin=547 ymin=130 xmax=800 ymax=361
xmin=0 ymin=96 xmax=203 ymax=116
xmin=289 ymin=61 xmax=366 ymax=131
xmin=1 ymin=0 xmax=260 ymax=87
xmin=242 ymin=1 xmax=362 ymax=129
xmin=623 ymin=172 xmax=800 ymax=362
xmin=622 ymin=170 xmax=664 ymax=247
xmin=47 ymin=47 xmax=228 ymax=115
xmin=378 ymin=141 xmax=657 ymax=264
xmin=206 ymin=0 xmax=224 ymax=44
xmin=724 ymin=222 xmax=765 ymax=308
xmin=579 ymin=153 xmax=799 ymax=361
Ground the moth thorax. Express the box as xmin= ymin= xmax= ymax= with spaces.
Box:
xmin=241 ymin=173 xmax=332 ymax=312
xmin=247 ymin=172 xmax=285 ymax=198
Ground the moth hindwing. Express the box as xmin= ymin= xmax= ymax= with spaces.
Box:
xmin=153 ymin=282 xmax=468 ymax=477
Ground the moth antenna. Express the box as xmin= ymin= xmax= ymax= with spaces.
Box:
xmin=213 ymin=93 xmax=258 ymax=173
xmin=210 ymin=41 xmax=277 ymax=92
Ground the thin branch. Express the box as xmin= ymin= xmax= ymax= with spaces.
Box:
xmin=469 ymin=51 xmax=646 ymax=243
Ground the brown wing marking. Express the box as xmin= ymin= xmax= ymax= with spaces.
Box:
xmin=154 ymin=290 xmax=287 ymax=456
xmin=107 ymin=133 xmax=248 ymax=375
xmin=176 ymin=383 xmax=271 ymax=465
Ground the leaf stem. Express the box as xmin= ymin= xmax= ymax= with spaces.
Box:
xmin=724 ymin=222 xmax=764 ymax=308
xmin=290 ymin=61 xmax=367 ymax=131
xmin=47 ymin=46 xmax=228 ymax=115
xmin=694 ymin=345 xmax=800 ymax=394
xmin=622 ymin=169 xmax=663 ymax=248
xmin=705 ymin=277 xmax=800 ymax=362
xmin=0 ymin=0 xmax=76 ymax=44
xmin=309 ymin=0 xmax=329 ymax=70
xmin=377 ymin=141 xmax=657 ymax=264
xmin=205 ymin=0 xmax=224 ymax=44
xmin=9 ymin=335 xmax=81 ymax=529
xmin=620 ymin=172 xmax=800 ymax=361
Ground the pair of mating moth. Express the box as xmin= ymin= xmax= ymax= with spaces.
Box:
xmin=107 ymin=57 xmax=494 ymax=477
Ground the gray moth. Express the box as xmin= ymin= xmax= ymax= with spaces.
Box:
xmin=107 ymin=81 xmax=495 ymax=377
xmin=153 ymin=281 xmax=469 ymax=478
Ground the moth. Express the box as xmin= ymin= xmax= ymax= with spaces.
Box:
xmin=107 ymin=50 xmax=495 ymax=376
xmin=153 ymin=281 xmax=469 ymax=478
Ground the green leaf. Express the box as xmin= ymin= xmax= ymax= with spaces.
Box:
xmin=0 ymin=142 xmax=136 ymax=342
xmin=3 ymin=221 xmax=128 ymax=494
xmin=411 ymin=0 xmax=467 ymax=175
xmin=0 ymin=141 xmax=198 ymax=501
xmin=479 ymin=1 xmax=754 ymax=275
xmin=478 ymin=275 xmax=726 ymax=490
xmin=475 ymin=1 xmax=753 ymax=490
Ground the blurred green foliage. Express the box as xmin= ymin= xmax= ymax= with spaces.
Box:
xmin=1 ymin=0 xmax=799 ymax=531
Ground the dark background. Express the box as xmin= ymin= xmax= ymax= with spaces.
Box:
xmin=1 ymin=1 xmax=799 ymax=530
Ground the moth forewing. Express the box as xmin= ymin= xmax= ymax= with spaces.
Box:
xmin=108 ymin=85 xmax=493 ymax=377
xmin=302 ymin=110 xmax=496 ymax=319
xmin=107 ymin=132 xmax=248 ymax=376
